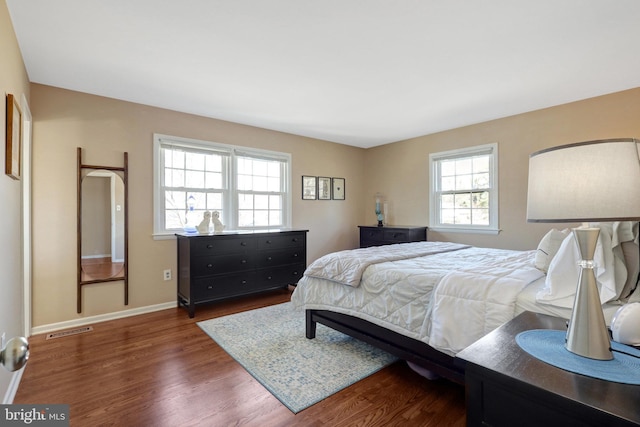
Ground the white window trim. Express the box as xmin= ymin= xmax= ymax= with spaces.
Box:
xmin=428 ymin=143 xmax=500 ymax=235
xmin=152 ymin=133 xmax=292 ymax=239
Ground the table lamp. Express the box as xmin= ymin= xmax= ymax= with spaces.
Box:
xmin=527 ymin=138 xmax=640 ymax=360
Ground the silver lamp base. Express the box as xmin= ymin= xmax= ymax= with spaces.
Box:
xmin=565 ymin=227 xmax=613 ymax=360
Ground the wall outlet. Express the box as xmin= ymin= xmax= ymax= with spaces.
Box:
xmin=163 ymin=269 xmax=172 ymax=281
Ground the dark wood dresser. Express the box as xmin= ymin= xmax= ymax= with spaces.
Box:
xmin=358 ymin=225 xmax=427 ymax=248
xmin=176 ymin=229 xmax=308 ymax=317
xmin=456 ymin=311 xmax=640 ymax=427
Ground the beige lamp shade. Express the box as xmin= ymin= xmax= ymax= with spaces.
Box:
xmin=527 ymin=138 xmax=640 ymax=223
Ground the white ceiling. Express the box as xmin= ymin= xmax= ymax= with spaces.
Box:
xmin=6 ymin=1 xmax=640 ymax=148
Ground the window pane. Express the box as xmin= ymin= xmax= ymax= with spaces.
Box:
xmin=441 ymin=208 xmax=455 ymax=224
xmin=269 ymin=210 xmax=281 ymax=225
xmin=456 ymin=158 xmax=472 ymax=175
xmin=441 ymin=194 xmax=454 ymax=208
xmin=472 ymin=172 xmax=489 ymax=189
xmin=238 ymin=194 xmax=253 ymax=209
xmin=206 ymin=172 xmax=222 ymax=189
xmin=255 ymin=195 xmax=269 ymax=209
xmin=238 ymin=210 xmax=253 ymax=227
xmin=185 ymin=152 xmax=204 ymax=170
xmin=473 ymin=156 xmax=489 ymax=173
xmin=454 ymin=209 xmax=471 ymax=224
xmin=454 ymin=193 xmax=471 ymax=209
xmin=455 ymin=174 xmax=472 ymax=190
xmin=254 ymin=210 xmax=269 ymax=226
xmin=472 ymin=208 xmax=489 ymax=225
xmin=441 ymin=160 xmax=455 ymax=177
xmin=441 ymin=176 xmax=455 ymax=191
xmin=185 ymin=170 xmax=204 ymax=188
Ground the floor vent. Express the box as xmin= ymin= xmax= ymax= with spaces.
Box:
xmin=46 ymin=326 xmax=94 ymax=340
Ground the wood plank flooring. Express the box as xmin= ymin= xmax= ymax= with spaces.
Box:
xmin=14 ymin=289 xmax=466 ymax=426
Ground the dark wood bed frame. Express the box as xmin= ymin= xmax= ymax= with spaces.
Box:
xmin=306 ymin=309 xmax=465 ymax=384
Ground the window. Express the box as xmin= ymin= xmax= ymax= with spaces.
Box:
xmin=153 ymin=134 xmax=291 ymax=237
xmin=429 ymin=143 xmax=499 ymax=234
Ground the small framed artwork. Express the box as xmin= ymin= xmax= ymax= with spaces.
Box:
xmin=318 ymin=177 xmax=331 ymax=200
xmin=302 ymin=176 xmax=317 ymax=200
xmin=332 ymin=177 xmax=345 ymax=200
xmin=5 ymin=94 xmax=21 ymax=180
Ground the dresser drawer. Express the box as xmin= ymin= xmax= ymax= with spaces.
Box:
xmin=360 ymin=228 xmax=384 ymax=242
xmin=192 ymin=272 xmax=261 ymax=300
xmin=258 ymin=264 xmax=305 ymax=285
xmin=191 ymin=235 xmax=257 ymax=255
xmin=383 ymin=229 xmax=411 ymax=242
xmin=257 ymin=248 xmax=304 ymax=268
xmin=191 ymin=253 xmax=255 ymax=276
xmin=258 ymin=233 xmax=305 ymax=250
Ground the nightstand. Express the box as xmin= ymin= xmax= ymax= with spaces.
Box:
xmin=358 ymin=225 xmax=427 ymax=248
xmin=456 ymin=311 xmax=640 ymax=427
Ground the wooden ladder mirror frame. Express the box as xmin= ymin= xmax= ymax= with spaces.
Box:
xmin=77 ymin=147 xmax=129 ymax=313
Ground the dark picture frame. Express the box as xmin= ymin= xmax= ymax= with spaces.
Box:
xmin=332 ymin=177 xmax=345 ymax=200
xmin=318 ymin=176 xmax=331 ymax=200
xmin=302 ymin=175 xmax=317 ymax=200
xmin=5 ymin=94 xmax=21 ymax=180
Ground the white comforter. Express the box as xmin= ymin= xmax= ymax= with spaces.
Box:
xmin=292 ymin=243 xmax=542 ymax=355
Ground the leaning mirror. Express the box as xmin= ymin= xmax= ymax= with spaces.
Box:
xmin=81 ymin=170 xmax=126 ymax=281
xmin=77 ymin=148 xmax=129 ymax=313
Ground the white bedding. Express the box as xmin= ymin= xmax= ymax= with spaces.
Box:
xmin=291 ymin=243 xmax=544 ymax=355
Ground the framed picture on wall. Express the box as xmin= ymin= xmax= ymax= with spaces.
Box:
xmin=332 ymin=177 xmax=345 ymax=200
xmin=302 ymin=176 xmax=317 ymax=200
xmin=318 ymin=177 xmax=331 ymax=200
xmin=5 ymin=94 xmax=21 ymax=180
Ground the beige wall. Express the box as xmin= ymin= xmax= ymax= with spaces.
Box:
xmin=29 ymin=76 xmax=640 ymax=328
xmin=0 ymin=0 xmax=30 ymax=399
xmin=31 ymin=84 xmax=365 ymax=327
xmin=364 ymin=87 xmax=640 ymax=250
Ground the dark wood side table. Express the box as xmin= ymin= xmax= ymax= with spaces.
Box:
xmin=456 ymin=311 xmax=640 ymax=427
xmin=358 ymin=225 xmax=427 ymax=248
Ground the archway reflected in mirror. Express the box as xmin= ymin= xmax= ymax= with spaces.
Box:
xmin=80 ymin=170 xmax=125 ymax=282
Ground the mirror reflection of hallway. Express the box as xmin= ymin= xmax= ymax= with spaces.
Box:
xmin=77 ymin=146 xmax=129 ymax=313
xmin=80 ymin=170 xmax=125 ymax=281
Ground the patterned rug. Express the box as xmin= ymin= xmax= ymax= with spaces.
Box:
xmin=197 ymin=302 xmax=398 ymax=413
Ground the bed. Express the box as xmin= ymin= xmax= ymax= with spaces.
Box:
xmin=291 ymin=223 xmax=640 ymax=384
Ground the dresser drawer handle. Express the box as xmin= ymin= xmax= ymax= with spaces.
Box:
xmin=393 ymin=233 xmax=400 ymax=238
xmin=267 ymin=276 xmax=272 ymax=280
xmin=267 ymin=256 xmax=272 ymax=261
xmin=206 ymin=244 xmax=213 ymax=249
xmin=293 ymin=271 xmax=299 ymax=276
xmin=240 ymin=241 xmax=247 ymax=246
xmin=266 ymin=240 xmax=272 ymax=244
xmin=241 ymin=280 xmax=247 ymax=285
xmin=207 ymin=263 xmax=213 ymax=268
xmin=241 ymin=259 xmax=247 ymax=264
xmin=207 ymin=285 xmax=213 ymax=290
xmin=292 ymin=238 xmax=298 ymax=242
xmin=293 ymin=253 xmax=298 ymax=258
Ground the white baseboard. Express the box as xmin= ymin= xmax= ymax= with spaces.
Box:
xmin=31 ymin=302 xmax=177 ymax=336
xmin=2 ymin=368 xmax=25 ymax=404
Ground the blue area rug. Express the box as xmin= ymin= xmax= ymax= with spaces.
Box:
xmin=197 ymin=302 xmax=398 ymax=413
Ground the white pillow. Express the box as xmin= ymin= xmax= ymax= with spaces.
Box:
xmin=534 ymin=229 xmax=571 ymax=273
xmin=537 ymin=222 xmax=635 ymax=308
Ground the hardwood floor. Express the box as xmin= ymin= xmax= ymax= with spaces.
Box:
xmin=14 ymin=289 xmax=466 ymax=426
